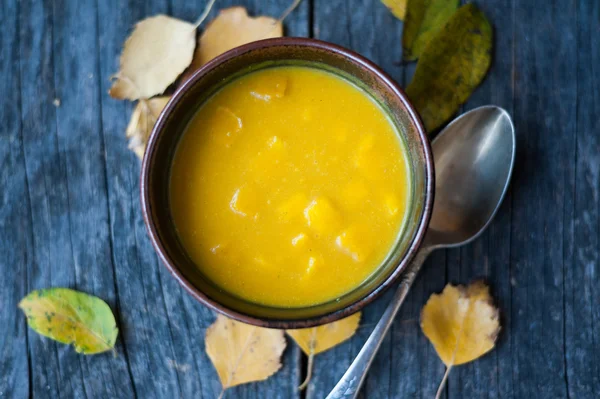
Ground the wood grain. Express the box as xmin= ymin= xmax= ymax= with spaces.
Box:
xmin=444 ymin=0 xmax=515 ymax=397
xmin=564 ymin=1 xmax=599 ymax=398
xmin=309 ymin=1 xmax=446 ymax=398
xmin=1 ymin=0 xmax=599 ymax=398
xmin=0 ymin=1 xmax=31 ymax=398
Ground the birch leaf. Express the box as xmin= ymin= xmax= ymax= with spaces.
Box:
xmin=287 ymin=312 xmax=361 ymax=390
xmin=109 ymin=15 xmax=196 ymax=100
xmin=381 ymin=0 xmax=408 ymax=20
xmin=126 ymin=96 xmax=170 ymax=159
xmin=205 ymin=315 xmax=286 ymax=395
xmin=19 ymin=288 xmax=118 ymax=355
xmin=421 ymin=281 xmax=500 ymax=398
xmin=402 ymin=0 xmax=459 ymax=61
xmin=406 ymin=3 xmax=492 ymax=132
xmin=187 ymin=7 xmax=282 ymax=76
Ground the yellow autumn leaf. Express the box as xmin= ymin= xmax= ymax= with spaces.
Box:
xmin=125 ymin=96 xmax=170 ymax=159
xmin=421 ymin=281 xmax=500 ymax=398
xmin=205 ymin=315 xmax=286 ymax=397
xmin=109 ymin=15 xmax=197 ymax=100
xmin=287 ymin=312 xmax=361 ymax=389
xmin=381 ymin=0 xmax=407 ymax=20
xmin=187 ymin=7 xmax=283 ymax=75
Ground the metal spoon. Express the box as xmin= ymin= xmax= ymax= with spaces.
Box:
xmin=326 ymin=105 xmax=516 ymax=399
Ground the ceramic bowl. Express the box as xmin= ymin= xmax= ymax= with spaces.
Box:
xmin=141 ymin=38 xmax=434 ymax=328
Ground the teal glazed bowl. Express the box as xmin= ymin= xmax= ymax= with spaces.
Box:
xmin=141 ymin=38 xmax=434 ymax=328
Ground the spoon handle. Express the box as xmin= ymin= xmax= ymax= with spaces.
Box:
xmin=325 ymin=246 xmax=433 ymax=399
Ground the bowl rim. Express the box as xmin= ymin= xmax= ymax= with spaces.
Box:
xmin=141 ymin=37 xmax=434 ymax=329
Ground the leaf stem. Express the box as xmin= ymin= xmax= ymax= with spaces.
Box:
xmin=194 ymin=0 xmax=217 ymax=29
xmin=435 ymin=365 xmax=452 ymax=399
xmin=217 ymin=389 xmax=225 ymax=399
xmin=277 ymin=0 xmax=302 ymax=25
xmin=298 ymin=353 xmax=314 ymax=390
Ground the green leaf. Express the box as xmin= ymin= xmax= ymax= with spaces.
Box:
xmin=19 ymin=288 xmax=118 ymax=355
xmin=406 ymin=4 xmax=492 ymax=132
xmin=402 ymin=0 xmax=459 ymax=61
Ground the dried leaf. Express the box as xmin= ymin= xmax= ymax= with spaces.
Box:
xmin=205 ymin=315 xmax=286 ymax=395
xmin=287 ymin=312 xmax=361 ymax=389
xmin=110 ymin=15 xmax=196 ymax=100
xmin=421 ymin=281 xmax=500 ymax=398
xmin=381 ymin=0 xmax=407 ymax=20
xmin=19 ymin=288 xmax=118 ymax=355
xmin=405 ymin=3 xmax=492 ymax=132
xmin=287 ymin=313 xmax=361 ymax=355
xmin=187 ymin=7 xmax=283 ymax=75
xmin=402 ymin=0 xmax=459 ymax=61
xmin=126 ymin=97 xmax=170 ymax=159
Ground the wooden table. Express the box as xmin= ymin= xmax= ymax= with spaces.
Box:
xmin=2 ymin=0 xmax=598 ymax=398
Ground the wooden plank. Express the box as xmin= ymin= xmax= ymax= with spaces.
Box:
xmin=498 ymin=0 xmax=577 ymax=397
xmin=18 ymin=0 xmax=74 ymax=396
xmin=95 ymin=0 xmax=198 ymax=396
xmin=0 ymin=1 xmax=32 ymax=398
xmin=191 ymin=4 xmax=309 ymax=398
xmin=96 ymin=0 xmax=308 ymax=398
xmin=17 ymin=0 xmax=135 ymax=397
xmin=564 ymin=0 xmax=600 ymax=397
xmin=308 ymin=1 xmax=447 ymax=398
xmin=443 ymin=1 xmax=516 ymax=398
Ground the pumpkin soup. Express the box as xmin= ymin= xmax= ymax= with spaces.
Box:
xmin=170 ymin=66 xmax=411 ymax=307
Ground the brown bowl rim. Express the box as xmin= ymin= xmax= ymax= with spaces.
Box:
xmin=141 ymin=37 xmax=434 ymax=329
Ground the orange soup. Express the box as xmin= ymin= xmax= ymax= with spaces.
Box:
xmin=170 ymin=66 xmax=411 ymax=307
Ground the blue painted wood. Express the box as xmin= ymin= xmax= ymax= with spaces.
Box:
xmin=565 ymin=2 xmax=600 ymax=397
xmin=1 ymin=0 xmax=600 ymax=398
xmin=17 ymin=0 xmax=136 ymax=397
xmin=444 ymin=0 xmax=516 ymax=398
xmin=501 ymin=1 xmax=576 ymax=398
xmin=308 ymin=1 xmax=446 ymax=398
xmin=94 ymin=1 xmax=307 ymax=398
xmin=96 ymin=0 xmax=197 ymax=396
xmin=0 ymin=2 xmax=32 ymax=398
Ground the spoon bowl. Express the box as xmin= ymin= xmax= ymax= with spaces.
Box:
xmin=327 ymin=105 xmax=515 ymax=399
xmin=429 ymin=106 xmax=515 ymax=247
